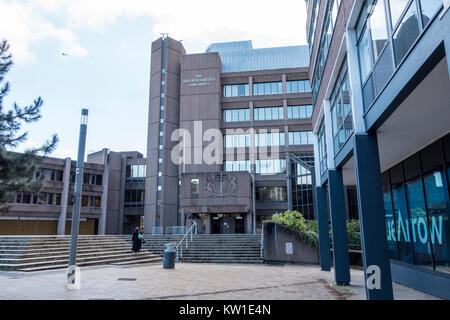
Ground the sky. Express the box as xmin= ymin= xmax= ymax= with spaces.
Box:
xmin=0 ymin=0 xmax=308 ymax=159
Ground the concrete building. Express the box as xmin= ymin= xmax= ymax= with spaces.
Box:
xmin=0 ymin=149 xmax=146 ymax=235
xmin=145 ymin=37 xmax=316 ymax=234
xmin=307 ymin=0 xmax=449 ymax=299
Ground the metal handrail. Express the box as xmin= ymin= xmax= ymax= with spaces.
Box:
xmin=175 ymin=222 xmax=197 ymax=262
xmin=260 ymin=227 xmax=264 ymax=258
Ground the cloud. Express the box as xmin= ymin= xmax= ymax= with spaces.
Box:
xmin=0 ymin=0 xmax=88 ymax=64
xmin=0 ymin=0 xmax=307 ymax=64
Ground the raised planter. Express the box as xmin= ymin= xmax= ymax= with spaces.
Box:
xmin=263 ymin=222 xmax=319 ymax=264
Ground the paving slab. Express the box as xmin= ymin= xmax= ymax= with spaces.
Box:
xmin=0 ymin=263 xmax=441 ymax=300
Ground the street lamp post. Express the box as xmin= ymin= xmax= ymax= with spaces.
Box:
xmin=67 ymin=108 xmax=88 ymax=290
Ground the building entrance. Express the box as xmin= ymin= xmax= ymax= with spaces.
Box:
xmin=211 ymin=214 xmax=245 ymax=234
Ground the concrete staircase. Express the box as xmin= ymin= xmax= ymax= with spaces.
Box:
xmin=0 ymin=235 xmax=162 ymax=272
xmin=126 ymin=234 xmax=263 ymax=264
xmin=180 ymin=234 xmax=263 ymax=264
xmin=0 ymin=233 xmax=264 ymax=272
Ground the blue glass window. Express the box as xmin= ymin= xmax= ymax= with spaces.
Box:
xmin=392 ymin=1 xmax=420 ymax=66
xmin=286 ymin=80 xmax=311 ymax=93
xmin=223 ymin=109 xmax=250 ymax=122
xmin=288 ymin=131 xmax=313 ymax=146
xmin=254 ymin=107 xmax=284 ymax=121
xmin=318 ymin=121 xmax=327 ymax=176
xmin=420 ymin=0 xmax=443 ymax=26
xmin=424 ymin=170 xmax=450 ymax=273
xmin=223 ymin=84 xmax=249 ymax=97
xmin=382 ymin=136 xmax=450 ymax=274
xmin=253 ymin=82 xmax=282 ymax=96
xmin=406 ymin=178 xmax=433 ymax=267
xmin=330 ymin=60 xmax=353 ymax=154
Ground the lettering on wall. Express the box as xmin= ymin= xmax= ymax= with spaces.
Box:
xmin=366 ymin=265 xmax=381 ymax=290
xmin=386 ymin=215 xmax=444 ymax=246
xmin=182 ymin=74 xmax=216 ymax=87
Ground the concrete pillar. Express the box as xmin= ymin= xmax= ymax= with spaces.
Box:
xmin=246 ymin=212 xmax=252 ymax=234
xmin=205 ymin=215 xmax=211 ymax=234
xmin=98 ymin=156 xmax=110 ymax=235
xmin=118 ymin=154 xmax=127 ymax=235
xmin=315 ymin=186 xmax=331 ymax=271
xmin=181 ymin=208 xmax=185 ymax=227
xmin=328 ymin=169 xmax=351 ymax=285
xmin=57 ymin=157 xmax=71 ymax=235
xmin=353 ymin=134 xmax=393 ymax=300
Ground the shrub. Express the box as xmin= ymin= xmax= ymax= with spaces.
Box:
xmin=346 ymin=220 xmax=361 ymax=250
xmin=263 ymin=210 xmax=319 ymax=248
xmin=263 ymin=212 xmax=362 ymax=250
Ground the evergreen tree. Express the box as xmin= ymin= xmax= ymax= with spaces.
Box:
xmin=0 ymin=39 xmax=58 ymax=211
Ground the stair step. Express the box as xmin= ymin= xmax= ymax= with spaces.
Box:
xmin=0 ymin=234 xmax=263 ymax=271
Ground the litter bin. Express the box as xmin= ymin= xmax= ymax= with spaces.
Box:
xmin=163 ymin=243 xmax=176 ymax=269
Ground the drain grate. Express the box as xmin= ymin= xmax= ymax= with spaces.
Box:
xmin=118 ymin=278 xmax=137 ymax=281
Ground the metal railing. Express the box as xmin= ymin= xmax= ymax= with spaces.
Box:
xmin=260 ymin=227 xmax=264 ymax=258
xmin=175 ymin=222 xmax=197 ymax=262
xmin=152 ymin=226 xmax=163 ymax=235
xmin=166 ymin=226 xmax=187 ymax=235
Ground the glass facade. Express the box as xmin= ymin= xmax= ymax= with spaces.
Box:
xmin=286 ymin=80 xmax=311 ymax=93
xmin=254 ymin=107 xmax=284 ymax=121
xmin=318 ymin=120 xmax=328 ymax=176
xmin=382 ymin=135 xmax=450 ymax=274
xmin=224 ymin=160 xmax=251 ymax=172
xmin=126 ymin=165 xmax=146 ymax=179
xmin=287 ymin=105 xmax=313 ymax=119
xmin=125 ymin=189 xmax=145 ymax=208
xmin=16 ymin=192 xmax=63 ymax=206
xmin=223 ymin=134 xmax=250 ymax=148
xmin=256 ymin=159 xmax=286 ymax=175
xmin=290 ymin=153 xmax=315 ymax=220
xmin=223 ymin=108 xmax=250 ymax=122
xmin=308 ymin=0 xmax=319 ymax=56
xmin=253 ymin=82 xmax=282 ymax=96
xmin=357 ymin=0 xmax=443 ymax=111
xmin=83 ymin=173 xmax=103 ymax=186
xmin=256 ymin=186 xmax=287 ymax=202
xmin=223 ymin=84 xmax=249 ymax=97
xmin=330 ymin=59 xmax=353 ymax=154
xmin=311 ymin=0 xmax=342 ymax=104
xmin=288 ymin=131 xmax=313 ymax=146
xmin=255 ymin=132 xmax=285 ymax=147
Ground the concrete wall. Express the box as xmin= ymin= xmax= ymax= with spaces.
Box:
xmin=263 ymin=222 xmax=319 ymax=264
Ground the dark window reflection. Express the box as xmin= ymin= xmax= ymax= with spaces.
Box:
xmin=393 ymin=2 xmax=420 ymax=66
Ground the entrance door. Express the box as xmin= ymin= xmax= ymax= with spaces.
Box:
xmin=235 ymin=216 xmax=245 ymax=233
xmin=220 ymin=217 xmax=235 ymax=234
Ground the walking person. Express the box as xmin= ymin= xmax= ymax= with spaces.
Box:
xmin=131 ymin=227 xmax=142 ymax=255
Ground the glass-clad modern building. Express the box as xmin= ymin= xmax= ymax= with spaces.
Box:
xmin=307 ymin=0 xmax=450 ymax=299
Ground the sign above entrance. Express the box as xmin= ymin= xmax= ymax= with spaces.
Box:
xmin=182 ymin=74 xmax=216 ymax=87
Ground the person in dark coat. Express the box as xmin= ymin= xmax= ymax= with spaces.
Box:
xmin=131 ymin=227 xmax=142 ymax=255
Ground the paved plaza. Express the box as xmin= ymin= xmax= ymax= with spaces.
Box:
xmin=0 ymin=262 xmax=441 ymax=300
